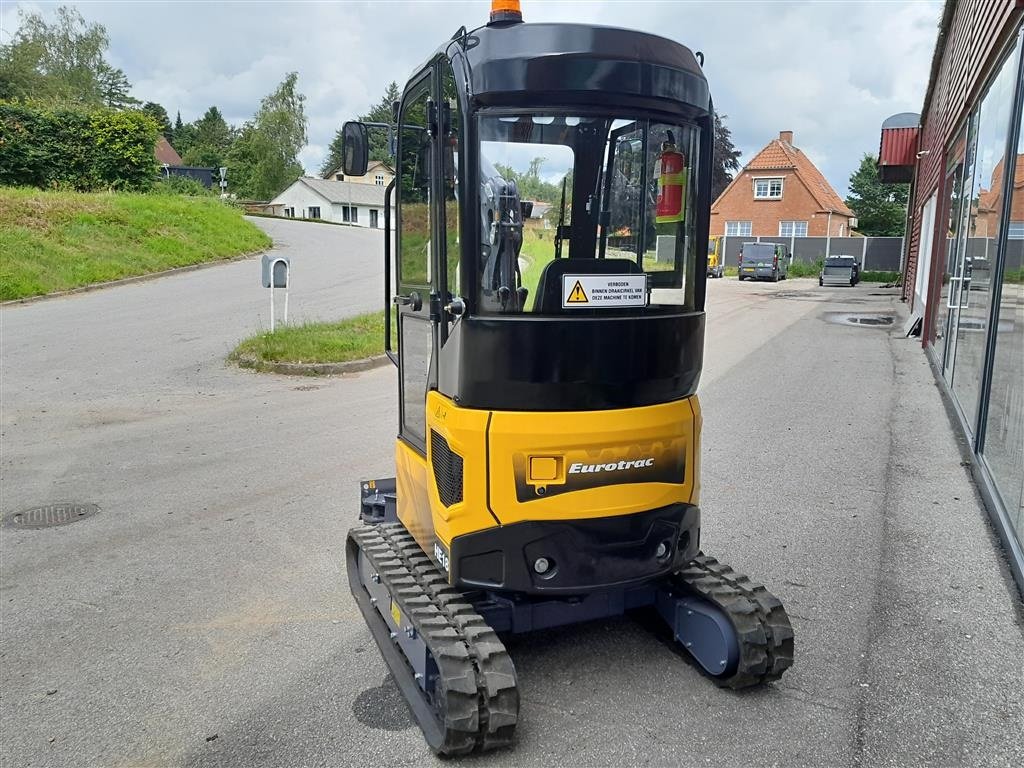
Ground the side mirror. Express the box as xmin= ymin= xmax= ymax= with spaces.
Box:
xmin=342 ymin=122 xmax=369 ymax=176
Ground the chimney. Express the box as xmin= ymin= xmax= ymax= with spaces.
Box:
xmin=779 ymin=130 xmax=794 ymax=145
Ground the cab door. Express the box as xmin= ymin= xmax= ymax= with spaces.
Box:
xmin=395 ymin=70 xmax=440 ymax=453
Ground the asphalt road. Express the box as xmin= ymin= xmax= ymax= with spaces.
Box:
xmin=2 ymin=223 xmax=1022 ymax=767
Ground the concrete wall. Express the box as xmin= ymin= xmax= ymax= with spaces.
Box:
xmin=721 ymin=236 xmax=904 ymax=271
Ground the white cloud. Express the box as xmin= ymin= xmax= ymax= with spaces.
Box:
xmin=4 ymin=0 xmax=942 ymax=195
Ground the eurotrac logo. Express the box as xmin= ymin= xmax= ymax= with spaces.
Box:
xmin=568 ymin=458 xmax=655 ymax=474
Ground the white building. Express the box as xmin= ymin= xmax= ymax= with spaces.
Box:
xmin=269 ymin=177 xmax=393 ymax=228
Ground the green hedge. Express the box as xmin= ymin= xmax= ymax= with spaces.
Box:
xmin=0 ymin=102 xmax=158 ymax=191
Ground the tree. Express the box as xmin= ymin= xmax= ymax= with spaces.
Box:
xmin=0 ymin=6 xmax=136 ymax=108
xmin=845 ymin=153 xmax=909 ymax=236
xmin=712 ymin=112 xmax=741 ymax=201
xmin=227 ymin=73 xmax=307 ymax=199
xmin=320 ymin=80 xmax=400 ymax=176
xmin=97 ymin=63 xmax=139 ymax=109
xmin=142 ymin=102 xmax=172 ymax=141
xmin=172 ymin=110 xmax=195 ymax=156
xmin=182 ymin=106 xmax=234 ymax=167
xmin=361 ymin=81 xmax=401 ymax=163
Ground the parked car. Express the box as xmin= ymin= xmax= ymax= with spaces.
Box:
xmin=738 ymin=242 xmax=789 ymax=282
xmin=819 ymin=255 xmax=861 ymax=287
xmin=707 ymin=236 xmax=725 ymax=278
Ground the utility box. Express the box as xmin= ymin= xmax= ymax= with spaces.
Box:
xmin=261 ymin=255 xmax=289 ymax=288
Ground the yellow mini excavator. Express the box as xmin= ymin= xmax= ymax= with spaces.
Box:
xmin=344 ymin=0 xmax=793 ymax=754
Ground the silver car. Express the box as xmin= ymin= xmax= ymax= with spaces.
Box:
xmin=738 ymin=242 xmax=789 ymax=282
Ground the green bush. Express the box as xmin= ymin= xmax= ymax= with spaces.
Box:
xmin=151 ymin=175 xmax=213 ymax=197
xmin=787 ymin=259 xmax=823 ymax=278
xmin=0 ymin=101 xmax=158 ymax=191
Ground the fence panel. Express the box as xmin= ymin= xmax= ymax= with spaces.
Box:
xmin=863 ymin=237 xmax=904 ymax=271
xmin=717 ymin=235 xmax=906 ymax=271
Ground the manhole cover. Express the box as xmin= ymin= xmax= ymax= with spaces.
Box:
xmin=822 ymin=312 xmax=895 ymax=328
xmin=5 ymin=503 xmax=100 ymax=529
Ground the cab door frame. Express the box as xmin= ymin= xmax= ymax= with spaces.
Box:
xmin=395 ymin=62 xmax=445 ymax=455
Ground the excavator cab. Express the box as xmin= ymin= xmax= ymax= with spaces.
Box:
xmin=343 ymin=2 xmax=792 ymax=756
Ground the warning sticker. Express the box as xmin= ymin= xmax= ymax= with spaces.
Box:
xmin=561 ymin=274 xmax=647 ymax=309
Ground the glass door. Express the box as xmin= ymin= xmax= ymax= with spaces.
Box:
xmin=395 ymin=72 xmax=438 ymax=452
xmin=940 ymin=119 xmax=976 ymax=384
xmin=950 ymin=44 xmax=1020 ymax=432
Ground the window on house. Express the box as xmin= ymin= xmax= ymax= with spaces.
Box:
xmin=341 ymin=205 xmax=359 ymax=223
xmin=336 ymin=174 xmax=344 ymax=181
xmin=778 ymin=220 xmax=807 ymax=237
xmin=283 ymin=207 xmax=294 ymax=218
xmin=725 ymin=221 xmax=752 ymax=236
xmin=754 ymin=177 xmax=784 ymax=199
xmin=375 ymin=174 xmax=385 ymax=186
xmin=308 ymin=206 xmax=321 ymax=219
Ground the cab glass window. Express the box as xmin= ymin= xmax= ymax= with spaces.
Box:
xmin=476 ymin=114 xmax=700 ymax=314
xmin=398 ymin=83 xmax=431 ymax=287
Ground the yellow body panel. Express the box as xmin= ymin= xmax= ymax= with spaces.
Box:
xmin=424 ymin=391 xmax=495 ymax=548
xmin=407 ymin=392 xmax=701 ymax=555
xmin=395 ymin=439 xmax=434 ymax=557
xmin=488 ymin=397 xmax=699 ymax=524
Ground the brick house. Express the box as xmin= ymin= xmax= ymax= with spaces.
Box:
xmin=710 ymin=131 xmax=855 ymax=239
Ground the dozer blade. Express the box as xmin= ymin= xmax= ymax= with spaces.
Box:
xmin=346 ymin=523 xmax=519 ymax=756
xmin=658 ymin=553 xmax=794 ymax=688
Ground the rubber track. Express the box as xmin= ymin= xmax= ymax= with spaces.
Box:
xmin=378 ymin=524 xmax=519 ymax=752
xmin=673 ymin=553 xmax=795 ymax=688
xmin=352 ymin=524 xmax=518 ymax=754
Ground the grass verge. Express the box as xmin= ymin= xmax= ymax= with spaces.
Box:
xmin=229 ymin=312 xmax=385 ymax=371
xmin=0 ymin=186 xmax=271 ymax=301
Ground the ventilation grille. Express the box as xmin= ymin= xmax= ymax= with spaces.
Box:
xmin=430 ymin=431 xmax=464 ymax=507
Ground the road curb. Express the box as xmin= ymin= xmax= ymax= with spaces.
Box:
xmin=232 ymin=353 xmax=391 ymax=377
xmin=1 ymin=249 xmax=268 ymax=308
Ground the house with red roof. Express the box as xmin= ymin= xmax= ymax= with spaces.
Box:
xmin=710 ymin=130 xmax=856 ymax=239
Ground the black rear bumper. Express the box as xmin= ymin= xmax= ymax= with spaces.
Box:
xmin=450 ymin=503 xmax=700 ymax=596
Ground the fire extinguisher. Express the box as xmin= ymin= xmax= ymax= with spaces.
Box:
xmin=656 ymin=130 xmax=686 ymax=225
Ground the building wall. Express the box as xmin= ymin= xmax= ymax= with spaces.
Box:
xmin=270 ymin=183 xmax=337 ymax=222
xmin=896 ymin=1 xmax=1024 ymax=597
xmin=903 ymin=0 xmax=1022 ymax=317
xmin=711 ymin=169 xmax=852 ymax=237
xmin=330 ymin=164 xmax=395 ymax=187
xmin=329 ymin=202 xmax=386 ymax=228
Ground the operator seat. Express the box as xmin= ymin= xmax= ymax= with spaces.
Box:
xmin=533 ymin=257 xmax=644 ymax=313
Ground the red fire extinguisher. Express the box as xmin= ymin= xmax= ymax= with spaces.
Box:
xmin=656 ymin=131 xmax=686 ymax=225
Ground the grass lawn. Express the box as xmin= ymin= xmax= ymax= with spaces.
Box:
xmin=229 ymin=312 xmax=385 ymax=371
xmin=0 ymin=187 xmax=271 ymax=300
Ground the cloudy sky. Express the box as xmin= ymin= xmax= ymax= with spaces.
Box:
xmin=0 ymin=0 xmax=942 ymax=195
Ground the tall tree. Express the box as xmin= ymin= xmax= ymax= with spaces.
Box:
xmin=228 ymin=73 xmax=307 ymax=199
xmin=97 ymin=63 xmax=139 ymax=109
xmin=360 ymin=80 xmax=401 ymax=163
xmin=320 ymin=80 xmax=401 ymax=176
xmin=845 ymin=153 xmax=909 ymax=236
xmin=712 ymin=112 xmax=741 ymax=201
xmin=181 ymin=106 xmax=234 ymax=167
xmin=0 ymin=6 xmax=136 ymax=108
xmin=142 ymin=101 xmax=172 ymax=141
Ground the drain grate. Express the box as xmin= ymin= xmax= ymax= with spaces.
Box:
xmin=5 ymin=502 xmax=100 ymax=530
